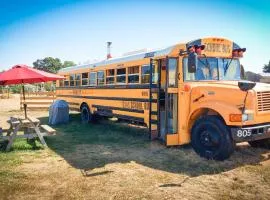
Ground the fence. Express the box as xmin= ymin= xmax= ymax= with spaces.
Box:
xmin=20 ymin=91 xmax=56 ymax=111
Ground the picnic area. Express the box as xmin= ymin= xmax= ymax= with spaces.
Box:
xmin=0 ymin=94 xmax=270 ymax=200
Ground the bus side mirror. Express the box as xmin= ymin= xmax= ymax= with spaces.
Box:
xmin=188 ymin=52 xmax=197 ymax=73
xmin=238 ymin=81 xmax=256 ymax=92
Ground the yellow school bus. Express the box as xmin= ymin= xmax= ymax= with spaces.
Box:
xmin=56 ymin=37 xmax=270 ymax=160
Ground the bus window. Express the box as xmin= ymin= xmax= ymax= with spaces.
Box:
xmin=70 ymin=74 xmax=75 ymax=86
xmin=168 ymin=58 xmax=178 ymax=87
xmin=141 ymin=64 xmax=158 ymax=84
xmin=75 ymin=74 xmax=81 ymax=86
xmin=128 ymin=66 xmax=139 ymax=84
xmin=106 ymin=69 xmax=115 ymax=84
xmin=64 ymin=76 xmax=69 ymax=87
xmin=82 ymin=73 xmax=88 ymax=86
xmin=116 ymin=68 xmax=126 ymax=84
xmin=59 ymin=79 xmax=64 ymax=87
xmin=97 ymin=71 xmax=105 ymax=85
xmin=89 ymin=72 xmax=97 ymax=86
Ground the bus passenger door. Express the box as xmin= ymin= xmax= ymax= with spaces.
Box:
xmin=164 ymin=57 xmax=179 ymax=145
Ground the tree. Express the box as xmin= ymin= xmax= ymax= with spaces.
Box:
xmin=263 ymin=60 xmax=270 ymax=73
xmin=63 ymin=61 xmax=76 ymax=68
xmin=33 ymin=57 xmax=62 ymax=74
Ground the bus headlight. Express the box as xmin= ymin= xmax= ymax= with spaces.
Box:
xmin=242 ymin=114 xmax=248 ymax=122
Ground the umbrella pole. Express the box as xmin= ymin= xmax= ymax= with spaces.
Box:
xmin=22 ymin=84 xmax=27 ymax=119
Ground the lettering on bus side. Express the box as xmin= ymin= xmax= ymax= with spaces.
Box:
xmin=122 ymin=101 xmax=149 ymax=110
xmin=73 ymin=89 xmax=82 ymax=95
xmin=204 ymin=43 xmax=231 ymax=54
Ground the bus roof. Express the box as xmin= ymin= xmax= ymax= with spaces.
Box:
xmin=59 ymin=44 xmax=176 ymax=73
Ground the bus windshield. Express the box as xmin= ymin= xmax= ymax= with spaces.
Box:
xmin=184 ymin=57 xmax=241 ymax=81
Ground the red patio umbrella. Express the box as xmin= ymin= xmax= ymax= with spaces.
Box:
xmin=0 ymin=64 xmax=64 ymax=118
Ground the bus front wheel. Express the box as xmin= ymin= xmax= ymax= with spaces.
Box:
xmin=191 ymin=116 xmax=235 ymax=161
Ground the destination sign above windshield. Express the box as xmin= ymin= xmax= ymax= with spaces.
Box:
xmin=201 ymin=38 xmax=233 ymax=57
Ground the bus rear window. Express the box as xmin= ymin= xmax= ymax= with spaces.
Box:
xmin=117 ymin=68 xmax=126 ymax=84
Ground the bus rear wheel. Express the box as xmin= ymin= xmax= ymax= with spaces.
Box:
xmin=191 ymin=116 xmax=235 ymax=161
xmin=248 ymin=139 xmax=270 ymax=149
xmin=80 ymin=104 xmax=93 ymax=123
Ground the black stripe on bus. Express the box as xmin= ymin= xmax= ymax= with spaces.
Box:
xmin=57 ymin=95 xmax=157 ymax=103
xmin=95 ymin=111 xmax=145 ymax=123
xmin=150 ymin=119 xmax=158 ymax=124
xmin=92 ymin=105 xmax=144 ymax=114
xmin=151 ymin=111 xmax=158 ymax=115
xmin=57 ymin=84 xmax=157 ymax=90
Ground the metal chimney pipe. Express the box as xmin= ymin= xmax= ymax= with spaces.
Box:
xmin=107 ymin=42 xmax=112 ymax=59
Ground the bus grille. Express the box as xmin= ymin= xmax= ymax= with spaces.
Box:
xmin=257 ymin=91 xmax=270 ymax=112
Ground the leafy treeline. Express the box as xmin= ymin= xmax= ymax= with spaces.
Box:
xmin=263 ymin=60 xmax=270 ymax=73
xmin=33 ymin=57 xmax=76 ymax=74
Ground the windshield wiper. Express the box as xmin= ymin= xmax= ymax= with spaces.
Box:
xmin=224 ymin=58 xmax=233 ymax=73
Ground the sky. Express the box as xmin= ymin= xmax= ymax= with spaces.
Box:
xmin=0 ymin=0 xmax=269 ymax=73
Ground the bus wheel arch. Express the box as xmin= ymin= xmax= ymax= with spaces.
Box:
xmin=188 ymin=108 xmax=234 ymax=160
xmin=80 ymin=102 xmax=93 ymax=123
xmin=188 ymin=108 xmax=226 ymax=133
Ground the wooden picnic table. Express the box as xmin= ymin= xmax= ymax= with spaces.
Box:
xmin=0 ymin=116 xmax=56 ymax=151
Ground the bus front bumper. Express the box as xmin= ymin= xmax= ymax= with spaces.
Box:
xmin=231 ymin=124 xmax=270 ymax=143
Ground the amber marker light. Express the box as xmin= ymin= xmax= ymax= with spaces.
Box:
xmin=184 ymin=84 xmax=191 ymax=92
xmin=229 ymin=114 xmax=242 ymax=122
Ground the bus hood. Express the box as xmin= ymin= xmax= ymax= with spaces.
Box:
xmin=202 ymin=81 xmax=270 ymax=92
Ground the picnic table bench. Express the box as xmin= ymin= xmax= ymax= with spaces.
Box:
xmin=0 ymin=116 xmax=56 ymax=151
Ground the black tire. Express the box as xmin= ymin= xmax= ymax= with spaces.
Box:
xmin=248 ymin=139 xmax=270 ymax=149
xmin=80 ymin=104 xmax=93 ymax=123
xmin=191 ymin=116 xmax=235 ymax=161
